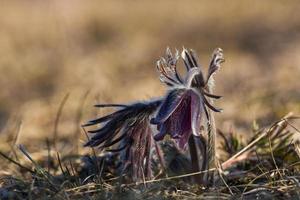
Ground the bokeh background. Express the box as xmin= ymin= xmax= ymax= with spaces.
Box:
xmin=0 ymin=1 xmax=299 ymax=151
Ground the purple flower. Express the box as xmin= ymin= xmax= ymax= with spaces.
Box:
xmin=83 ymin=47 xmax=224 ymax=181
xmin=151 ymin=48 xmax=224 ymax=149
xmin=83 ymin=100 xmax=161 ymax=181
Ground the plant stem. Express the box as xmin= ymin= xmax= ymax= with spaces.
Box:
xmin=206 ymin=83 xmax=217 ymax=186
xmin=188 ymin=136 xmax=201 ymax=184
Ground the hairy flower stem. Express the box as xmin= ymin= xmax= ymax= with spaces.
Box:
xmin=206 ymin=84 xmax=218 ymax=186
xmin=188 ymin=135 xmax=207 ymax=184
xmin=188 ymin=136 xmax=201 ymax=184
xmin=154 ymin=141 xmax=167 ymax=177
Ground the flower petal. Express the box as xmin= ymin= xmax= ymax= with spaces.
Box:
xmin=154 ymin=123 xmax=168 ymax=141
xmin=163 ymin=89 xmax=193 ymax=149
xmin=206 ymin=48 xmax=224 ymax=83
xmin=151 ymin=89 xmax=187 ymax=124
xmin=191 ymin=90 xmax=204 ymax=136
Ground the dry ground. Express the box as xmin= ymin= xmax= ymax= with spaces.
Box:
xmin=0 ymin=1 xmax=300 ymax=199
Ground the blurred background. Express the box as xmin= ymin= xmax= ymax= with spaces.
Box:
xmin=0 ymin=0 xmax=299 ymax=150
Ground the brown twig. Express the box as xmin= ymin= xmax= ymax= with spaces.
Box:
xmin=0 ymin=150 xmax=34 ymax=174
xmin=53 ymin=93 xmax=70 ymax=151
xmin=74 ymin=90 xmax=90 ymax=154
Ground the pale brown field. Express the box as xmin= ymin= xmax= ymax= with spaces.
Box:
xmin=0 ymin=1 xmax=300 ymax=199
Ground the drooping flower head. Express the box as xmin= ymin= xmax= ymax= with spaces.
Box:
xmin=151 ymin=48 xmax=224 ymax=149
xmin=83 ymin=100 xmax=161 ymax=181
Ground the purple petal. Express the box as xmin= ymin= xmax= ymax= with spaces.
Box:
xmin=177 ymin=131 xmax=191 ymax=150
xmin=151 ymin=89 xmax=186 ymax=124
xmin=191 ymin=90 xmax=203 ymax=136
xmin=154 ymin=124 xmax=168 ymax=141
xmin=164 ymin=90 xmax=193 ymax=149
